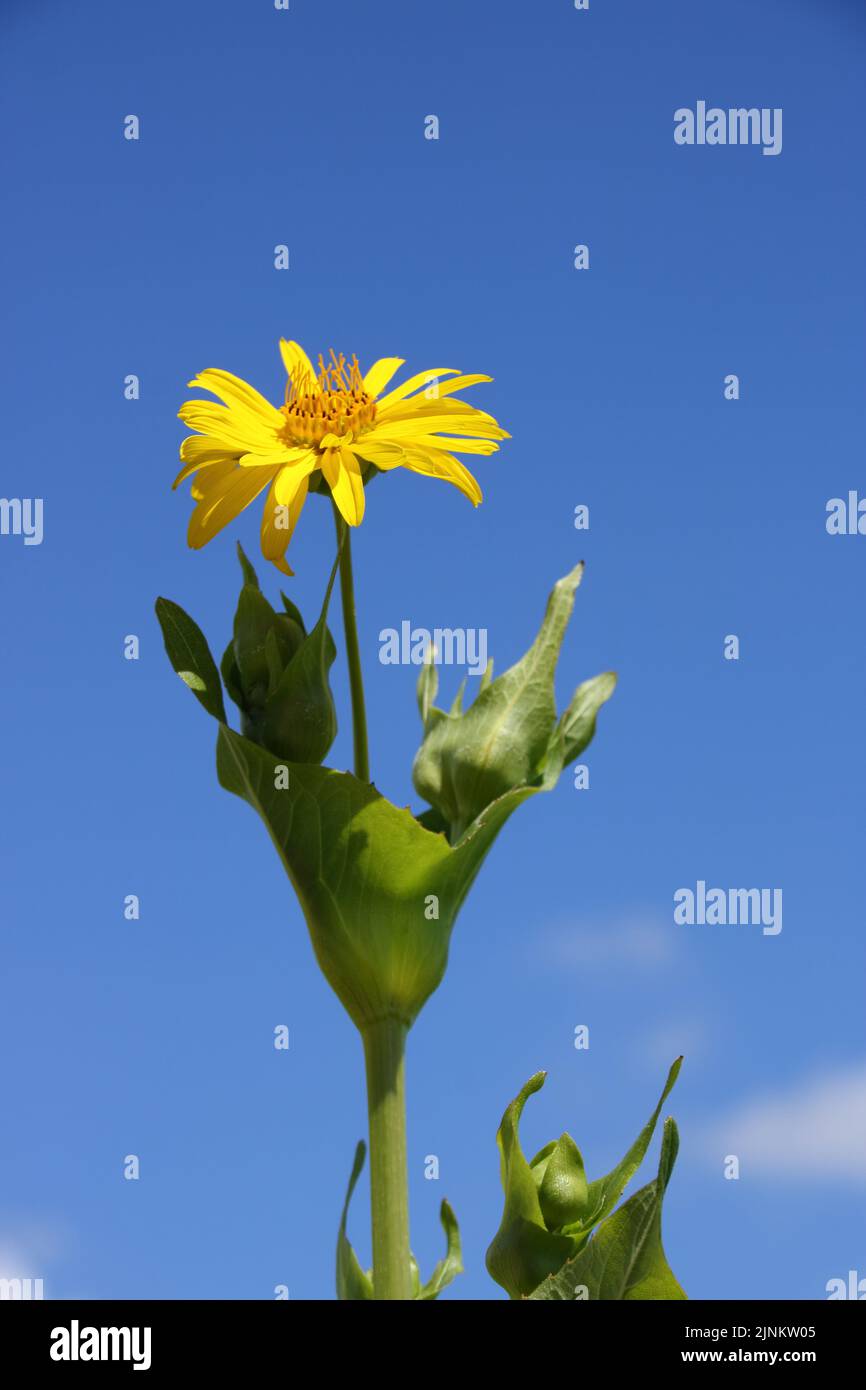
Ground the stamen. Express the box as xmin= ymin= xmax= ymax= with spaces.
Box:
xmin=280 ymin=348 xmax=377 ymax=449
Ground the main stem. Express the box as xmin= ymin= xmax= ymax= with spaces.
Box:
xmin=362 ymin=1019 xmax=412 ymax=1300
xmin=331 ymin=506 xmax=409 ymax=1296
xmin=333 ymin=506 xmax=370 ymax=783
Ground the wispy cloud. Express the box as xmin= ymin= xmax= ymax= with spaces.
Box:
xmin=0 ymin=1220 xmax=68 ymax=1288
xmin=538 ymin=913 xmax=676 ymax=972
xmin=701 ymin=1061 xmax=866 ymax=1184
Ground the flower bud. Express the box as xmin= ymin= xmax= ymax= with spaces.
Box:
xmin=221 ymin=544 xmax=337 ymax=765
xmin=533 ymin=1133 xmax=589 ymax=1232
xmin=412 ymin=564 xmax=616 ymax=842
xmin=486 ymin=1061 xmax=683 ymax=1299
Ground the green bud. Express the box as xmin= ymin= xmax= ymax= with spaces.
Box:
xmin=412 ymin=564 xmax=616 ymax=842
xmin=531 ymin=1133 xmax=589 ymax=1231
xmin=486 ymin=1060 xmax=684 ymax=1299
xmin=485 ymin=1074 xmax=577 ymax=1300
xmin=231 ymin=584 xmax=304 ymax=707
xmin=222 ymin=544 xmax=337 ymax=765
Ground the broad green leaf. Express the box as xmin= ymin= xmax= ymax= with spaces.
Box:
xmin=336 ymin=1140 xmax=373 ymax=1300
xmin=416 ymin=1200 xmax=463 ymax=1300
xmin=215 ymin=725 xmax=537 ymax=1028
xmin=155 ymin=597 xmax=226 ymax=723
xmin=576 ymin=1056 xmax=683 ymax=1234
xmin=528 ymin=1119 xmax=686 ymax=1301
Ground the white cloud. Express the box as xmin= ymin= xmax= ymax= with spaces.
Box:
xmin=0 ymin=1221 xmax=67 ymax=1287
xmin=702 ymin=1061 xmax=866 ymax=1184
xmin=539 ymin=914 xmax=676 ymax=971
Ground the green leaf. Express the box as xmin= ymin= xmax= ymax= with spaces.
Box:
xmin=554 ymin=671 xmax=618 ymax=768
xmin=485 ymin=1072 xmax=579 ymax=1299
xmin=263 ymin=628 xmax=284 ymax=699
xmin=417 ymin=648 xmax=438 ymax=723
xmin=416 ymin=1200 xmax=463 ymax=1300
xmin=527 ymin=1119 xmax=686 ymax=1301
xmin=336 ymin=1141 xmax=374 ymax=1300
xmin=220 ymin=641 xmax=245 ymax=710
xmin=215 ymin=725 xmax=538 ymax=1028
xmin=280 ymin=590 xmax=307 ymax=635
xmin=577 ymin=1056 xmax=683 ymax=1234
xmin=155 ymin=597 xmax=226 ymax=723
xmin=236 ymin=541 xmax=260 ymax=589
xmin=449 ymin=677 xmax=467 ymax=716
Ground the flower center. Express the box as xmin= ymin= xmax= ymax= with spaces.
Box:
xmin=280 ymin=350 xmax=377 ymax=449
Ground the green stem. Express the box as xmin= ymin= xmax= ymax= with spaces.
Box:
xmin=362 ymin=1019 xmax=411 ymax=1300
xmin=332 ymin=505 xmax=370 ymax=783
xmin=332 ymin=508 xmax=409 ymax=1297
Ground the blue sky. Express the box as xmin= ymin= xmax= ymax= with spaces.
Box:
xmin=1 ymin=0 xmax=864 ymax=1300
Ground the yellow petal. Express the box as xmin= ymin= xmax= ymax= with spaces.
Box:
xmin=376 ymin=373 xmax=493 ymax=416
xmin=186 ymin=369 xmax=283 ymax=427
xmin=174 ymin=439 xmax=240 ymax=490
xmin=279 ymin=339 xmax=319 ymax=395
xmin=187 ymin=465 xmax=276 ymax=548
xmin=321 ymin=447 xmax=365 ymax=526
xmin=375 ymin=430 xmax=500 ymax=456
xmin=371 ymin=414 xmax=508 ymax=439
xmin=352 ymin=438 xmax=481 ymax=504
xmin=274 ymin=451 xmax=317 ymax=503
xmin=350 ymin=438 xmax=407 ymax=468
xmin=261 ymin=472 xmax=310 ymax=575
xmin=401 ymin=446 xmax=483 ymax=505
xmin=178 ymin=401 xmax=278 ymax=452
xmin=363 ymin=357 xmax=405 ymax=398
xmin=377 ymin=397 xmax=500 ymax=425
xmin=189 ymin=459 xmax=237 ymax=501
xmin=374 ymin=368 xmax=460 ymax=413
xmin=180 ymin=434 xmax=237 ymax=462
xmin=237 ymin=447 xmax=311 ymax=469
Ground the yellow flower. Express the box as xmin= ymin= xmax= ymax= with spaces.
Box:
xmin=174 ymin=340 xmax=509 ymax=574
